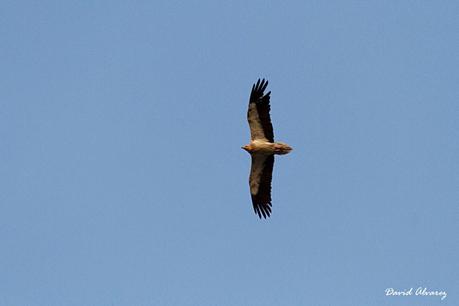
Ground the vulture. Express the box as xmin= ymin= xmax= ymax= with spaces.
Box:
xmin=242 ymin=79 xmax=292 ymax=219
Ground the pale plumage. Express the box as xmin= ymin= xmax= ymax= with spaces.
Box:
xmin=242 ymin=79 xmax=292 ymax=218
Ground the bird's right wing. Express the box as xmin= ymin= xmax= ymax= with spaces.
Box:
xmin=249 ymin=153 xmax=274 ymax=218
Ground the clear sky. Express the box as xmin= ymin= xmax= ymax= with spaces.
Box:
xmin=1 ymin=1 xmax=458 ymax=305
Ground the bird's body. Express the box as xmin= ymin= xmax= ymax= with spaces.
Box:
xmin=242 ymin=79 xmax=292 ymax=219
xmin=242 ymin=140 xmax=292 ymax=155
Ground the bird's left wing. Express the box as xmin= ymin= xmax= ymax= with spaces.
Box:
xmin=249 ymin=153 xmax=274 ymax=218
xmin=247 ymin=79 xmax=274 ymax=142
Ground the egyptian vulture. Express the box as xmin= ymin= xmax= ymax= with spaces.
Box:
xmin=242 ymin=79 xmax=292 ymax=218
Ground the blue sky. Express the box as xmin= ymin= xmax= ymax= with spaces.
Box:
xmin=1 ymin=1 xmax=458 ymax=305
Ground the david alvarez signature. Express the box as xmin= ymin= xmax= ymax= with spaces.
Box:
xmin=385 ymin=287 xmax=447 ymax=300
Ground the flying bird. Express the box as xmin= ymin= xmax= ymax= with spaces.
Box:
xmin=242 ymin=79 xmax=292 ymax=218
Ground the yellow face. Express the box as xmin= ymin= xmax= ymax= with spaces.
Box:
xmin=241 ymin=145 xmax=252 ymax=152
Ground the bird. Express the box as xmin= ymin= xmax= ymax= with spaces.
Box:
xmin=242 ymin=79 xmax=292 ymax=218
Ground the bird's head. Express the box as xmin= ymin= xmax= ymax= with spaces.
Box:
xmin=241 ymin=144 xmax=252 ymax=153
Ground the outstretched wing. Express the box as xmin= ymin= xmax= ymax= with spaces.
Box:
xmin=249 ymin=154 xmax=274 ymax=218
xmin=247 ymin=79 xmax=274 ymax=142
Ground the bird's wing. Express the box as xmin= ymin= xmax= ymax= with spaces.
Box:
xmin=249 ymin=153 xmax=274 ymax=218
xmin=247 ymin=79 xmax=274 ymax=142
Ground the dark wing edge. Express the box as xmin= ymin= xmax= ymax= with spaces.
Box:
xmin=249 ymin=78 xmax=274 ymax=142
xmin=251 ymin=154 xmax=275 ymax=219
